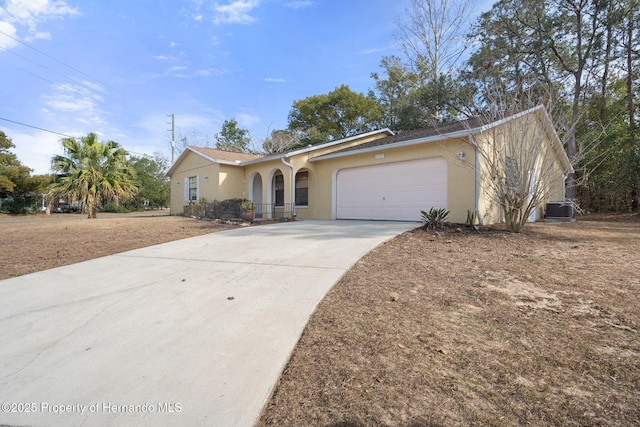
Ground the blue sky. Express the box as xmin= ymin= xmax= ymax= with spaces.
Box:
xmin=0 ymin=0 xmax=489 ymax=175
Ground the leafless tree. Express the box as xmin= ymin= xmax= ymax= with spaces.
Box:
xmin=262 ymin=129 xmax=303 ymax=154
xmin=395 ymin=0 xmax=472 ymax=81
xmin=464 ymin=100 xmax=572 ymax=232
xmin=174 ymin=127 xmax=215 ymax=156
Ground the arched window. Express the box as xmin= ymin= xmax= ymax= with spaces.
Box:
xmin=295 ymin=171 xmax=309 ymax=206
xmin=274 ymin=172 xmax=284 ymax=206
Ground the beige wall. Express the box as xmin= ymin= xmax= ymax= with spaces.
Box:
xmin=474 ymin=112 xmax=569 ymax=224
xmin=219 ymin=164 xmax=248 ymax=200
xmin=242 ymin=160 xmax=292 ymax=219
xmin=474 ymin=131 xmax=502 ymax=225
xmin=169 ymin=115 xmax=568 ymax=223
xmin=169 ymin=151 xmax=221 ymax=214
xmin=242 ymin=138 xmax=477 ymax=223
xmin=302 ymin=138 xmax=476 ymax=223
xmin=238 ymin=133 xmax=391 ymax=219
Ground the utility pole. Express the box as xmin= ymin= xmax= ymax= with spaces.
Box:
xmin=167 ymin=113 xmax=175 ymax=164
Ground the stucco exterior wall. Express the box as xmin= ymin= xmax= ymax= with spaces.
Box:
xmin=307 ymin=138 xmax=476 ymax=223
xmin=167 ymin=111 xmax=569 ymax=223
xmin=168 ymin=152 xmax=220 ymax=214
xmin=219 ymin=164 xmax=247 ymax=200
xmin=474 ymin=131 xmax=503 ymax=225
xmin=240 ymin=132 xmax=392 ymax=219
xmin=244 ymin=161 xmax=291 ymax=206
xmin=474 ymin=112 xmax=569 ymax=224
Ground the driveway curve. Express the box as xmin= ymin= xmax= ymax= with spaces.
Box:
xmin=0 ymin=220 xmax=417 ymax=427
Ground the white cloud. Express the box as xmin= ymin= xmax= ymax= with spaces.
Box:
xmin=7 ymin=128 xmax=64 ymax=175
xmin=169 ymin=41 xmax=178 ymax=48
xmin=0 ymin=21 xmax=17 ymax=49
xmin=26 ymin=30 xmax=51 ymax=41
xmin=264 ymin=77 xmax=286 ymax=83
xmin=6 ymin=119 xmax=127 ymax=176
xmin=285 ymin=1 xmax=314 ymax=9
xmin=146 ymin=65 xmax=224 ymax=79
xmin=2 ymin=0 xmax=79 ymax=21
xmin=0 ymin=0 xmax=79 ymax=44
xmin=76 ymin=80 xmax=105 ymax=94
xmin=236 ymin=113 xmax=260 ymax=127
xmin=45 ymin=97 xmax=90 ymax=112
xmin=213 ymin=0 xmax=260 ymax=25
xmin=168 ymin=65 xmax=189 ymax=72
xmin=42 ymin=81 xmax=108 ymax=126
xmin=357 ymin=47 xmax=386 ymax=55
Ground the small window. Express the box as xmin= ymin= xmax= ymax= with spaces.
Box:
xmin=187 ymin=176 xmax=198 ymax=201
xmin=295 ymin=171 xmax=309 ymax=206
xmin=274 ymin=173 xmax=284 ymax=206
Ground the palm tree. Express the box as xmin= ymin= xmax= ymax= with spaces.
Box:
xmin=49 ymin=133 xmax=137 ymax=219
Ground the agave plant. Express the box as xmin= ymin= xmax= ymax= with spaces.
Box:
xmin=420 ymin=207 xmax=450 ymax=229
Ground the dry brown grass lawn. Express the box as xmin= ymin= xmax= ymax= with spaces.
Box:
xmin=258 ymin=215 xmax=640 ymax=426
xmin=0 ymin=212 xmax=234 ymax=280
xmin=2 ymin=212 xmax=638 ymax=426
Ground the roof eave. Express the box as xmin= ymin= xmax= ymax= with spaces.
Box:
xmin=166 ymin=147 xmax=248 ymax=177
xmin=242 ymin=128 xmax=395 ymax=165
xmin=539 ymin=107 xmax=574 ymax=174
xmin=241 ymin=153 xmax=286 ymax=166
xmin=166 ymin=146 xmax=198 ymax=177
xmin=309 ymin=127 xmax=480 ymax=162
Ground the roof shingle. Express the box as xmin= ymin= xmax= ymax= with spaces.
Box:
xmin=319 ymin=116 xmax=490 ymax=156
xmin=190 ymin=147 xmax=262 ymax=163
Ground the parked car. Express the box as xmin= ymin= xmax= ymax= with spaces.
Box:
xmin=55 ymin=202 xmax=73 ymax=213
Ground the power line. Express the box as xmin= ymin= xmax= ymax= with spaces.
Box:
xmin=0 ymin=29 xmax=121 ymax=95
xmin=1 ymin=61 xmax=71 ymax=91
xmin=0 ymin=117 xmax=74 ymax=137
xmin=0 ymin=31 xmax=165 ymax=160
xmin=0 ymin=29 xmax=89 ymax=77
xmin=0 ymin=117 xmax=162 ymax=160
xmin=3 ymin=48 xmax=97 ymax=91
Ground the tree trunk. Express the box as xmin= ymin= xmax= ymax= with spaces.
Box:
xmin=565 ymin=73 xmax=581 ymax=201
xmin=627 ymin=9 xmax=636 ymax=143
xmin=87 ymin=198 xmax=97 ymax=219
xmin=601 ymin=2 xmax=614 ymax=122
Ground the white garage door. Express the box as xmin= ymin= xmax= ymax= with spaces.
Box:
xmin=336 ymin=157 xmax=447 ymax=221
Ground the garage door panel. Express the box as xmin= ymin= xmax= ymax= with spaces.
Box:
xmin=336 ymin=157 xmax=447 ymax=221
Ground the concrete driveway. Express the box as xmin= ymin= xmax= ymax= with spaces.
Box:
xmin=0 ymin=220 xmax=416 ymax=427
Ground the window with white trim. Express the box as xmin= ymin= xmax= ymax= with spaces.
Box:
xmin=185 ymin=176 xmax=199 ymax=202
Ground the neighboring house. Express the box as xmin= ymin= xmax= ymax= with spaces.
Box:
xmin=167 ymin=105 xmax=573 ymax=224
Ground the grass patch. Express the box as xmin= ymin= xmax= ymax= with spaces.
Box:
xmin=259 ymin=218 xmax=640 ymax=426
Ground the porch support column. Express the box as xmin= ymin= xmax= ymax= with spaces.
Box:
xmin=281 ymin=157 xmax=296 ymax=218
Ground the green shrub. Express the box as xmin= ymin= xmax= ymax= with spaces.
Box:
xmin=102 ymin=202 xmax=132 ymax=213
xmin=420 ymin=207 xmax=450 ymax=229
xmin=240 ymin=200 xmax=256 ymax=211
xmin=1 ymin=197 xmax=36 ymax=214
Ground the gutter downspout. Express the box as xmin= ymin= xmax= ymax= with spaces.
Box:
xmin=281 ymin=157 xmax=296 ymax=218
xmin=470 ymin=135 xmax=481 ymax=225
